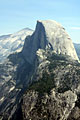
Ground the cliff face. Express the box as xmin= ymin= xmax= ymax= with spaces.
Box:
xmin=22 ymin=20 xmax=79 ymax=64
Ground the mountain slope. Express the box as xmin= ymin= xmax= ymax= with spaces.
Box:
xmin=0 ymin=20 xmax=80 ymax=120
xmin=0 ymin=28 xmax=33 ymax=62
xmin=74 ymin=43 xmax=80 ymax=59
xmin=13 ymin=52 xmax=80 ymax=120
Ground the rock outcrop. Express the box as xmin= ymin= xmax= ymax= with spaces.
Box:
xmin=22 ymin=90 xmax=77 ymax=120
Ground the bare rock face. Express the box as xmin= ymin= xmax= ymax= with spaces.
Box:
xmin=22 ymin=20 xmax=79 ymax=64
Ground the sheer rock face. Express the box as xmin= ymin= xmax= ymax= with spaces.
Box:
xmin=22 ymin=20 xmax=79 ymax=64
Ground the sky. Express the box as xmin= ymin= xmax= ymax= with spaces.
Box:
xmin=0 ymin=0 xmax=80 ymax=43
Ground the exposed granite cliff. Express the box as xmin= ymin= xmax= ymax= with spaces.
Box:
xmin=22 ymin=20 xmax=79 ymax=64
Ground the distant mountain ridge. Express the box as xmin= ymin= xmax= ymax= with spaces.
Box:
xmin=0 ymin=34 xmax=11 ymax=40
xmin=74 ymin=43 xmax=80 ymax=59
xmin=0 ymin=28 xmax=33 ymax=62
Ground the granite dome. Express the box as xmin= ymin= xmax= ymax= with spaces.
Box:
xmin=22 ymin=20 xmax=79 ymax=63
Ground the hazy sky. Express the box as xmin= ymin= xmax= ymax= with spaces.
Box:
xmin=0 ymin=0 xmax=80 ymax=43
